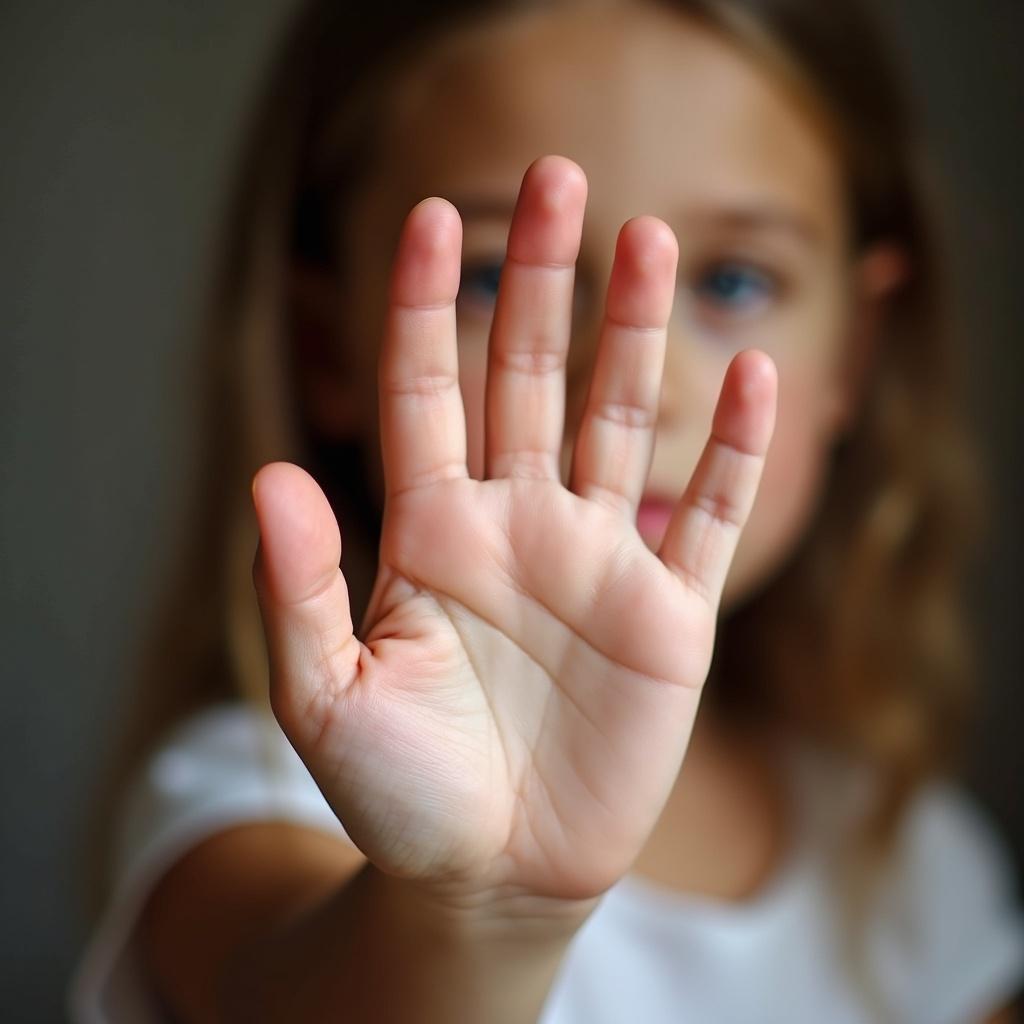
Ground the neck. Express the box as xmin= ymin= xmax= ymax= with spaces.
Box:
xmin=630 ymin=707 xmax=791 ymax=901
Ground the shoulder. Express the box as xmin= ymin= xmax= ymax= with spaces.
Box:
xmin=895 ymin=782 xmax=1017 ymax=898
xmin=789 ymin=745 xmax=1024 ymax=1021
xmin=879 ymin=781 xmax=1024 ymax=1022
xmin=789 ymin=743 xmax=1019 ymax=904
xmin=889 ymin=781 xmax=1022 ymax=950
xmin=110 ymin=701 xmax=347 ymax=887
xmin=69 ymin=702 xmax=354 ymax=1022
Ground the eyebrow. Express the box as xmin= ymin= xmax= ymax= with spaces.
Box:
xmin=449 ymin=194 xmax=822 ymax=248
xmin=674 ymin=205 xmax=823 ymax=247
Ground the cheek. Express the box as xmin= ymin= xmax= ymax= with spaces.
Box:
xmin=721 ymin=368 xmax=838 ymax=610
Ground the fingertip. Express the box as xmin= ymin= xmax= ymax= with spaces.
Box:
xmin=409 ymin=195 xmax=461 ymax=230
xmin=708 ymin=351 xmax=778 ymax=458
xmin=525 ymin=154 xmax=589 ymax=207
xmin=404 ymin=197 xmax=463 ymax=257
xmin=252 ymin=461 xmax=301 ymax=514
xmin=738 ymin=345 xmax=776 ymax=387
xmin=251 ymin=462 xmax=278 ymax=518
xmin=251 ymin=463 xmax=331 ymax=537
xmin=617 ymin=216 xmax=679 ymax=280
xmin=507 ymin=155 xmax=588 ymax=266
xmin=391 ymin=197 xmax=462 ymax=307
xmin=605 ymin=217 xmax=678 ymax=328
xmin=250 ymin=464 xmax=343 ymax=607
xmin=622 ymin=215 xmax=678 ymax=254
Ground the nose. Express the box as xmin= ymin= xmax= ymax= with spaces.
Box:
xmin=656 ymin=328 xmax=686 ymax=427
xmin=563 ymin=314 xmax=687 ymax=444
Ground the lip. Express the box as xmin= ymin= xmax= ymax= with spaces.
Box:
xmin=636 ymin=493 xmax=677 ymax=543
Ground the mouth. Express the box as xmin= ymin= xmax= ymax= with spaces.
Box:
xmin=636 ymin=493 xmax=677 ymax=545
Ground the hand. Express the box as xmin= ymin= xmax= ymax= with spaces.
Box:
xmin=251 ymin=155 xmax=777 ymax=920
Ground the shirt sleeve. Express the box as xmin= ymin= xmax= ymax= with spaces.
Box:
xmin=67 ymin=702 xmax=354 ymax=1024
xmin=893 ymin=783 xmax=1024 ymax=1024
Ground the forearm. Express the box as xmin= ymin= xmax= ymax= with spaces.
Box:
xmin=217 ymin=860 xmax=591 ymax=1023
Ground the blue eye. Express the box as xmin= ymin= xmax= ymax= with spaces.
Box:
xmin=695 ymin=263 xmax=776 ymax=314
xmin=459 ymin=261 xmax=503 ymax=309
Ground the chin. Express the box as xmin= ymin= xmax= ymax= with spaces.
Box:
xmin=719 ymin=521 xmax=809 ymax=619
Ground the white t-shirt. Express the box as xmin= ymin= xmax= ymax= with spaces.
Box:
xmin=69 ymin=703 xmax=1024 ymax=1023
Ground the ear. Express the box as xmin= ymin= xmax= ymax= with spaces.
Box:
xmin=828 ymin=241 xmax=910 ymax=438
xmin=288 ymin=263 xmax=363 ymax=440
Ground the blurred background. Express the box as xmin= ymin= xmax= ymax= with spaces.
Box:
xmin=1 ymin=1 xmax=1021 ymax=1020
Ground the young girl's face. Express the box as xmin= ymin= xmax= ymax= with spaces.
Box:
xmin=304 ymin=2 xmax=893 ymax=612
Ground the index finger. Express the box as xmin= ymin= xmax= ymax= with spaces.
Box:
xmin=378 ymin=197 xmax=469 ymax=500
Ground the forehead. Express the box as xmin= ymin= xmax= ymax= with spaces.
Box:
xmin=371 ymin=2 xmax=845 ymax=241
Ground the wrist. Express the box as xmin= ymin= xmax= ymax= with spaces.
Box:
xmin=340 ymin=862 xmax=593 ymax=1023
xmin=367 ymin=862 xmax=598 ymax=947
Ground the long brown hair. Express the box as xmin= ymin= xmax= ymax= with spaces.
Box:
xmin=85 ymin=0 xmax=985 ymax=985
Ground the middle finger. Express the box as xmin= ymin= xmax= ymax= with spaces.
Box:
xmin=484 ymin=155 xmax=588 ymax=480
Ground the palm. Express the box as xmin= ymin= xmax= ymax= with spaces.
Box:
xmin=329 ymin=477 xmax=707 ymax=898
xmin=252 ymin=156 xmax=776 ymax=907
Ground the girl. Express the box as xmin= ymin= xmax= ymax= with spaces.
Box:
xmin=71 ymin=0 xmax=1024 ymax=1021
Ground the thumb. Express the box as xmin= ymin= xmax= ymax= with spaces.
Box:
xmin=251 ymin=461 xmax=360 ymax=738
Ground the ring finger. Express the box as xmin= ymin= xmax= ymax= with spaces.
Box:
xmin=569 ymin=216 xmax=679 ymax=517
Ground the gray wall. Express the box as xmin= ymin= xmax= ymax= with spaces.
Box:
xmin=1 ymin=2 xmax=1021 ymax=1021
xmin=0 ymin=3 xmax=294 ymax=1019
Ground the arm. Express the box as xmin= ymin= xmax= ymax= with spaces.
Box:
xmin=141 ymin=821 xmax=587 ymax=1023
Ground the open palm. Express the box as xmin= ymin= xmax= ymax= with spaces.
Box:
xmin=252 ymin=156 xmax=777 ymax=912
